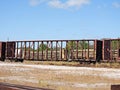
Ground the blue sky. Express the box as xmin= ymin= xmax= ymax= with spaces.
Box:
xmin=0 ymin=0 xmax=120 ymax=41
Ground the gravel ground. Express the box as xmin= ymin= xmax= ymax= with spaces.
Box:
xmin=0 ymin=62 xmax=120 ymax=90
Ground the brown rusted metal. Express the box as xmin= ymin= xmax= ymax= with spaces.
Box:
xmin=6 ymin=42 xmax=16 ymax=58
xmin=93 ymin=40 xmax=95 ymax=60
xmin=102 ymin=40 xmax=111 ymax=61
xmin=95 ymin=40 xmax=102 ymax=62
xmin=16 ymin=42 xmax=18 ymax=58
xmin=81 ymin=41 xmax=83 ymax=59
xmin=37 ymin=41 xmax=39 ymax=60
xmin=0 ymin=82 xmax=53 ymax=90
xmin=87 ymin=40 xmax=89 ymax=60
xmin=70 ymin=41 xmax=73 ymax=60
xmin=16 ymin=40 xmax=96 ymax=61
xmin=76 ymin=40 xmax=78 ymax=59
xmin=51 ymin=41 xmax=53 ymax=60
xmin=41 ymin=41 xmax=44 ymax=60
xmin=61 ymin=41 xmax=62 ymax=60
xmin=117 ymin=39 xmax=119 ymax=60
xmin=46 ymin=41 xmax=48 ymax=60
xmin=110 ymin=39 xmax=112 ymax=60
xmin=20 ymin=41 xmax=22 ymax=59
xmin=33 ymin=41 xmax=35 ymax=60
xmin=66 ymin=41 xmax=68 ymax=60
xmin=111 ymin=85 xmax=120 ymax=90
xmin=118 ymin=40 xmax=120 ymax=60
xmin=6 ymin=39 xmax=120 ymax=62
xmin=28 ymin=42 xmax=30 ymax=60
xmin=56 ymin=41 xmax=58 ymax=60
xmin=24 ymin=41 xmax=26 ymax=59
xmin=0 ymin=42 xmax=6 ymax=61
xmin=109 ymin=39 xmax=120 ymax=61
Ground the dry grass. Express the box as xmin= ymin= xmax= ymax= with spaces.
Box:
xmin=23 ymin=60 xmax=80 ymax=66
xmin=23 ymin=60 xmax=120 ymax=68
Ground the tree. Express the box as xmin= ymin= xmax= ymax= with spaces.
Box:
xmin=66 ymin=41 xmax=76 ymax=50
xmin=111 ymin=40 xmax=118 ymax=50
xmin=66 ymin=41 xmax=89 ymax=50
xmin=38 ymin=43 xmax=50 ymax=51
xmin=79 ymin=41 xmax=88 ymax=49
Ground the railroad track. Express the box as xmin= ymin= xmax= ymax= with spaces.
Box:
xmin=0 ymin=82 xmax=53 ymax=90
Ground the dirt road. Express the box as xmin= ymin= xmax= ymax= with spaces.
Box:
xmin=0 ymin=62 xmax=120 ymax=90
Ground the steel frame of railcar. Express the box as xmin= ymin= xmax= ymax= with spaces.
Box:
xmin=5 ymin=39 xmax=101 ymax=62
xmin=0 ymin=42 xmax=6 ymax=61
xmin=109 ymin=39 xmax=120 ymax=62
xmin=1 ymin=38 xmax=120 ymax=62
xmin=110 ymin=39 xmax=120 ymax=61
xmin=102 ymin=39 xmax=120 ymax=62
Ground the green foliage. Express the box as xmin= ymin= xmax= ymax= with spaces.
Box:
xmin=38 ymin=43 xmax=50 ymax=51
xmin=111 ymin=40 xmax=118 ymax=50
xmin=66 ymin=41 xmax=89 ymax=51
xmin=66 ymin=41 xmax=76 ymax=50
xmin=79 ymin=41 xmax=88 ymax=49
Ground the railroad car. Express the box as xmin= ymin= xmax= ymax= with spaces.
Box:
xmin=0 ymin=39 xmax=120 ymax=63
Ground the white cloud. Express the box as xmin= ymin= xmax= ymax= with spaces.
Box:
xmin=112 ymin=2 xmax=120 ymax=8
xmin=66 ymin=0 xmax=90 ymax=8
xmin=29 ymin=0 xmax=90 ymax=9
xmin=48 ymin=0 xmax=65 ymax=9
xmin=48 ymin=0 xmax=90 ymax=9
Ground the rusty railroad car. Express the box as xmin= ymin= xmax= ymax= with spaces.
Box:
xmin=102 ymin=39 xmax=120 ymax=62
xmin=0 ymin=39 xmax=120 ymax=62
